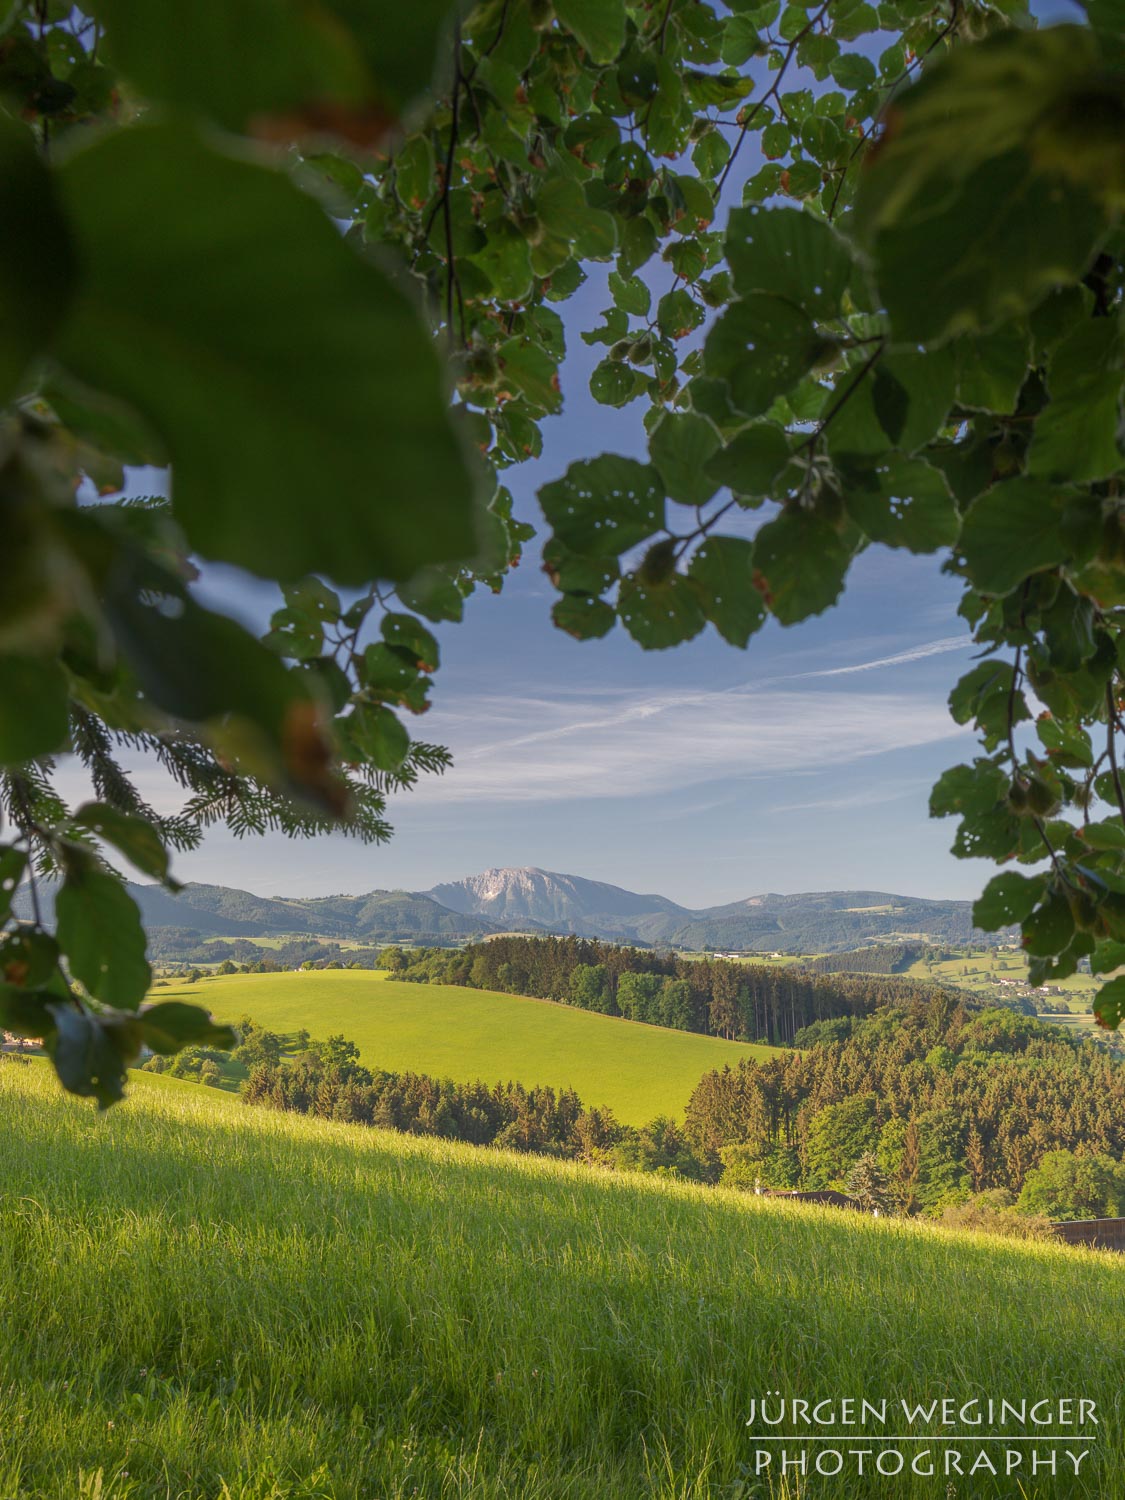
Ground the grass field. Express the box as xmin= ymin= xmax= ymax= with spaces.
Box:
xmin=155 ymin=970 xmax=777 ymax=1125
xmin=0 ymin=1060 xmax=1122 ymax=1499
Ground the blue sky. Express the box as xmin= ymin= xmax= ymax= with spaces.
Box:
xmin=69 ymin=6 xmax=1079 ymax=908
xmin=115 ymin=269 xmax=989 ymax=907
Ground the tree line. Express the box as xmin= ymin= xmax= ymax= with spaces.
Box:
xmin=804 ymin=944 xmax=925 ymax=976
xmin=235 ymin=998 xmax=1125 ymax=1223
xmin=684 ymin=998 xmax=1125 ymax=1214
xmin=383 ymin=936 xmax=964 ymax=1046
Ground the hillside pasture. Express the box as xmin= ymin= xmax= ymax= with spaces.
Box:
xmin=156 ymin=969 xmax=777 ymax=1124
xmin=0 ymin=1061 xmax=1121 ymax=1499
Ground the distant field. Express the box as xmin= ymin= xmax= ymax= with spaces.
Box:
xmin=904 ymin=949 xmax=1101 ymax=1003
xmin=157 ymin=970 xmax=777 ymax=1124
xmin=1 ymin=1061 xmax=1121 ymax=1500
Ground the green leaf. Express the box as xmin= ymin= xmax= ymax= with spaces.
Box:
xmin=872 ymin=150 xmax=1102 ymax=345
xmin=1022 ymin=888 xmax=1075 ymax=957
xmin=552 ymin=595 xmax=617 ymax=640
xmin=56 ymin=867 xmax=151 ymax=1010
xmin=618 ymin=215 xmax=657 ymax=277
xmin=829 ymin=52 xmax=875 ymax=89
xmin=858 ymin=30 xmax=1116 ymax=343
xmin=0 ymin=848 xmax=27 ymax=923
xmin=958 ymin=479 xmax=1072 ymax=595
xmin=363 ymin=643 xmax=422 ymax=697
xmin=469 ymin=221 xmax=534 ymax=301
xmin=721 ymin=15 xmax=761 ymax=66
xmin=138 ymin=1001 xmax=237 ymax=1056
xmin=71 ymin=518 xmax=313 ymax=776
xmin=929 ymin=760 xmax=1009 ymax=819
xmin=497 ymin=336 xmax=562 ymax=413
xmin=954 ymin=326 xmax=1030 ymax=413
xmin=0 ymin=984 xmax=57 ymax=1041
xmin=540 ymin=456 xmax=665 ymax=559
xmin=0 ymin=111 xmax=74 ymax=402
xmin=973 ymin=871 xmax=1047 ymax=930
xmin=687 ymin=537 xmax=765 ymax=647
xmin=55 ymin=121 xmax=475 ymax=586
xmin=70 ymin=803 xmax=173 ymax=884
xmin=1094 ymin=974 xmax=1125 ymax=1030
xmin=0 ymin=655 xmax=69 ymax=765
xmin=1037 ymin=715 xmax=1094 ymax=769
xmin=1091 ymin=938 xmax=1125 ymax=976
xmin=844 ymin=457 xmax=959 ymax=553
xmin=349 ymin=703 xmax=409 ymax=770
xmin=397 ymin=570 xmax=465 ymax=623
xmin=1079 ymin=820 xmax=1125 ymax=852
xmin=948 ymin=660 xmax=1025 ymax=736
xmin=704 ymin=422 xmax=790 ymax=497
xmin=752 ymin=508 xmax=857 ymax=624
xmin=590 ymin=358 xmax=642 ymax=407
xmin=382 ymin=614 xmax=439 ymax=672
xmin=607 ymin=272 xmax=651 ymax=318
xmin=657 ymin=288 xmax=705 ymax=340
xmin=705 ymin=293 xmax=829 ymax=418
xmin=692 ymin=129 xmax=731 ymax=180
xmin=617 ymin=574 xmax=706 ymax=649
xmin=649 ymin=413 xmax=721 ymax=506
xmin=1027 ymin=317 xmax=1125 ymax=483
xmin=554 ymin=0 xmax=626 ymax=62
xmin=537 ymin=175 xmax=617 ymax=258
xmin=828 ymin=346 xmax=956 ymax=459
xmin=725 ymin=204 xmax=856 ymax=319
xmin=0 ymin=929 xmax=61 ymax=989
xmin=46 ymin=1003 xmax=129 ymax=1109
xmin=87 ymin=0 xmax=453 ymax=126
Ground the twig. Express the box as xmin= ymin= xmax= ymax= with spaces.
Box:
xmin=441 ymin=23 xmax=464 ymax=344
xmin=715 ymin=0 xmax=832 ymax=198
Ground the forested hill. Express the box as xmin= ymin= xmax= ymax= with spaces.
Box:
xmin=684 ymin=1000 xmax=1125 ymax=1211
xmin=12 ymin=881 xmax=506 ymax=941
xmin=386 ymin=935 xmax=963 ymax=1048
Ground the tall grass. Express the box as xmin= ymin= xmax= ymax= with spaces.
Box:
xmin=0 ymin=1061 xmax=1122 ymax=1499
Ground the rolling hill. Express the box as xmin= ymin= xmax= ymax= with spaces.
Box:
xmin=13 ymin=880 xmax=506 ymax=941
xmin=0 ymin=1061 xmax=1118 ymax=1499
xmin=157 ymin=968 xmax=775 ymax=1124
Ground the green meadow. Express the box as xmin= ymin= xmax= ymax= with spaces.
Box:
xmin=156 ymin=969 xmax=776 ymax=1124
xmin=1 ymin=1061 xmax=1122 ymax=1499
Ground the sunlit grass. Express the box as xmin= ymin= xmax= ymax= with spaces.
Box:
xmin=1 ymin=1061 xmax=1122 ymax=1498
xmin=158 ymin=969 xmax=778 ymax=1124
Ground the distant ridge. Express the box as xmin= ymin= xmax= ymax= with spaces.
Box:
xmin=425 ymin=868 xmax=997 ymax=950
xmin=13 ymin=866 xmax=1006 ymax=951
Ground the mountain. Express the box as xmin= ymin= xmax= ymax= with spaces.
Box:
xmin=12 ymin=882 xmax=503 ymax=943
xmin=426 ymin=869 xmax=1000 ymax=951
xmin=429 ymin=867 xmax=687 ymax=938
xmin=14 ymin=866 xmax=1005 ymax=952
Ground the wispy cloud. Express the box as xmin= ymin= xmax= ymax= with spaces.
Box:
xmin=769 ymin=779 xmax=934 ymax=815
xmin=413 ymin=685 xmax=969 ymax=805
xmin=49 ymin=636 xmax=976 ymax=821
xmin=789 ymin=635 xmax=973 ymax=680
